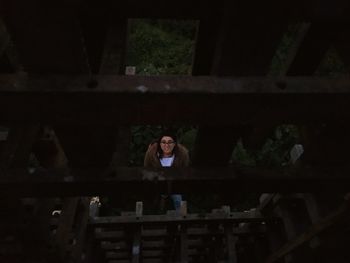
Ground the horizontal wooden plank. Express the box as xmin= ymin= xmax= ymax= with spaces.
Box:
xmin=96 ymin=226 xmax=266 ymax=242
xmin=91 ymin=211 xmax=267 ymax=225
xmin=1 ymin=165 xmax=350 ymax=197
xmin=0 ymin=75 xmax=350 ymax=125
xmin=1 ymin=1 xmax=346 ymax=20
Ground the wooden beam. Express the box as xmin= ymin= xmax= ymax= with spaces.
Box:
xmin=0 ymin=0 xmax=347 ymax=21
xmin=191 ymin=16 xmax=220 ymax=76
xmin=107 ymin=1 xmax=221 ymax=19
xmin=334 ymin=22 xmax=350 ymax=71
xmin=1 ymin=75 xmax=350 ymax=125
xmin=1 ymin=165 xmax=350 ymax=196
xmin=91 ymin=211 xmax=267 ymax=226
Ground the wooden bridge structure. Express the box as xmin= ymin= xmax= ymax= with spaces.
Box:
xmin=0 ymin=0 xmax=350 ymax=262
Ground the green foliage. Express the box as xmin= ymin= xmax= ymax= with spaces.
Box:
xmin=315 ymin=47 xmax=348 ymax=76
xmin=129 ymin=125 xmax=163 ymax=166
xmin=232 ymin=139 xmax=256 ymax=166
xmin=232 ymin=125 xmax=299 ymax=168
xmin=269 ymin=23 xmax=302 ymax=76
xmin=256 ymin=125 xmax=299 ymax=166
xmin=127 ymin=19 xmax=196 ymax=75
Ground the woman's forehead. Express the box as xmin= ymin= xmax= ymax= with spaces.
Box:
xmin=161 ymin=136 xmax=174 ymax=141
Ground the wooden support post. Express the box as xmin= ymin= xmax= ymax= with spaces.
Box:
xmin=99 ymin=18 xmax=128 ymax=75
xmin=131 ymin=227 xmax=141 ymax=263
xmin=180 ymin=201 xmax=187 ymax=217
xmin=0 ymin=18 xmax=20 ymax=72
xmin=70 ymin=198 xmax=90 ymax=263
xmin=167 ymin=224 xmax=178 ymax=262
xmin=278 ymin=23 xmax=311 ymax=76
xmin=84 ymin=227 xmax=105 ymax=263
xmin=224 ymin=224 xmax=238 ymax=263
xmin=11 ymin=198 xmax=55 ymax=262
xmin=53 ymin=197 xmax=79 ymax=261
xmin=179 ymin=225 xmax=188 ymax=263
xmin=205 ymin=223 xmax=221 ymax=262
xmin=286 ymin=21 xmax=334 ymax=76
xmin=258 ymin=194 xmax=277 ymax=215
xmin=89 ymin=197 xmax=100 ymax=218
xmin=28 ymin=127 xmax=68 ymax=262
xmin=0 ymin=125 xmax=54 ymax=262
xmin=302 ymin=194 xmax=322 ymax=224
xmin=302 ymin=193 xmax=322 ymax=247
xmin=135 ymin=201 xmax=143 ymax=218
xmin=0 ymin=18 xmax=10 ymax=57
xmin=272 ymin=195 xmax=326 ymax=262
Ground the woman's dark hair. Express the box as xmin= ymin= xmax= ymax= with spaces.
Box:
xmin=156 ymin=132 xmax=178 ymax=158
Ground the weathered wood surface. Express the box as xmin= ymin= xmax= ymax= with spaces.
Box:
xmin=91 ymin=211 xmax=267 ymax=225
xmin=70 ymin=197 xmax=91 ymax=263
xmin=225 ymin=224 xmax=238 ymax=263
xmin=3 ymin=74 xmax=350 ymax=93
xmin=0 ymin=165 xmax=350 ymax=196
xmin=95 ymin=225 xmax=266 ymax=240
xmin=53 ymin=197 xmax=79 ymax=260
xmin=0 ymin=75 xmax=350 ymax=125
xmin=286 ymin=21 xmax=335 ymax=76
xmin=131 ymin=226 xmax=141 ymax=263
xmin=0 ymin=1 xmax=90 ymax=73
xmin=265 ymin=197 xmax=350 ymax=263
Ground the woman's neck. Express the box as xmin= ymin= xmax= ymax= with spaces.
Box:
xmin=163 ymin=153 xmax=173 ymax=158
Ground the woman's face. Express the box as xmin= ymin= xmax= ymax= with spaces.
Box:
xmin=160 ymin=136 xmax=176 ymax=156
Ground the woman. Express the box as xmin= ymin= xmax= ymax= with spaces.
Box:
xmin=144 ymin=133 xmax=190 ymax=169
xmin=144 ymin=132 xmax=190 ymax=210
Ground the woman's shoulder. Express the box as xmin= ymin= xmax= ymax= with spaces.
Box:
xmin=174 ymin=143 xmax=190 ymax=167
xmin=145 ymin=142 xmax=159 ymax=158
xmin=177 ymin=143 xmax=189 ymax=155
xmin=144 ymin=142 xmax=160 ymax=168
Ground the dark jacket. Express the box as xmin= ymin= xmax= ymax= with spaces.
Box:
xmin=144 ymin=142 xmax=190 ymax=169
